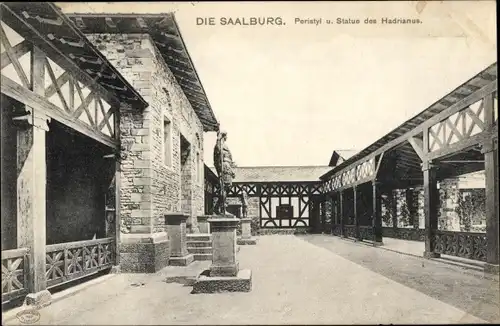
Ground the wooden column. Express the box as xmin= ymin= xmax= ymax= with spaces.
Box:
xmin=339 ymin=191 xmax=344 ymax=237
xmin=372 ymin=180 xmax=383 ymax=245
xmin=114 ymin=107 xmax=121 ymax=269
xmin=483 ymin=93 xmax=499 ymax=273
xmin=483 ymin=138 xmax=499 ymax=272
xmin=15 ymin=46 xmax=51 ymax=307
xmin=422 ymin=161 xmax=440 ymax=258
xmin=354 ymin=186 xmax=360 ymax=241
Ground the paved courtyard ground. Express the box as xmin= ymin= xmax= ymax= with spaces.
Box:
xmin=3 ymin=235 xmax=499 ymax=325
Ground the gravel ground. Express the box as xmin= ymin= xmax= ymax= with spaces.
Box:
xmin=3 ymin=235 xmax=494 ymax=325
xmin=299 ymin=234 xmax=500 ymax=323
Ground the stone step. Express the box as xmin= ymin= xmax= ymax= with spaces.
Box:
xmin=187 ymin=234 xmax=211 ymax=242
xmin=193 ymin=253 xmax=212 ymax=261
xmin=187 ymin=240 xmax=212 ymax=248
xmin=188 ymin=247 xmax=212 ymax=254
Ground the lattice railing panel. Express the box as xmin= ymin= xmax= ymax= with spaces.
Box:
xmin=332 ymin=224 xmax=342 ymax=236
xmin=1 ymin=248 xmax=29 ymax=303
xmin=45 ymin=238 xmax=114 ymax=288
xmin=343 ymin=225 xmax=357 ymax=239
xmin=359 ymin=226 xmax=374 ymax=241
xmin=428 ymin=99 xmax=486 ymax=152
xmin=433 ymin=231 xmax=486 ymax=262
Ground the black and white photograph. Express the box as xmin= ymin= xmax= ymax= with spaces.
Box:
xmin=0 ymin=1 xmax=498 ymax=324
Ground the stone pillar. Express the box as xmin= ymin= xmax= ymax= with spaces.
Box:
xmin=354 ymin=186 xmax=360 ymax=241
xmin=391 ymin=190 xmax=398 ymax=232
xmin=197 ymin=215 xmax=211 ymax=234
xmin=482 ymin=137 xmax=499 ymax=274
xmin=208 ymin=217 xmax=240 ymax=277
xmin=165 ymin=213 xmax=194 ymax=266
xmin=339 ymin=191 xmax=345 ymax=237
xmin=237 ymin=218 xmax=257 ymax=245
xmin=372 ymin=180 xmax=383 ymax=245
xmin=423 ymin=162 xmax=440 ymax=258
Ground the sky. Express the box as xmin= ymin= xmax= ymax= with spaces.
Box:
xmin=58 ymin=1 xmax=497 ymax=167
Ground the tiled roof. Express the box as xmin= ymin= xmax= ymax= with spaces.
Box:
xmin=218 ymin=166 xmax=334 ymax=183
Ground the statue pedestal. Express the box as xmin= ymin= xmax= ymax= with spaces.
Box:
xmin=165 ymin=214 xmax=194 ymax=266
xmin=197 ymin=215 xmax=211 ymax=234
xmin=237 ymin=218 xmax=257 ymax=245
xmin=192 ymin=215 xmax=252 ymax=293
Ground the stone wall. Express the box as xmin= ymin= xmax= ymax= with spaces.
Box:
xmin=381 ymin=170 xmax=486 ymax=233
xmin=85 ymin=33 xmax=206 ymax=271
xmin=86 ymin=34 xmax=205 ymax=234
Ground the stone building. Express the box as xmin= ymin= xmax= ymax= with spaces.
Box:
xmin=1 ymin=3 xmax=220 ymax=306
xmin=66 ymin=13 xmax=220 ymax=273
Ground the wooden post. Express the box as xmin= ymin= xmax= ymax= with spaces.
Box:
xmin=354 ymin=186 xmax=360 ymax=241
xmin=16 ymin=46 xmax=52 ymax=307
xmin=114 ymin=106 xmax=121 ymax=270
xmin=339 ymin=191 xmax=344 ymax=237
xmin=483 ymin=93 xmax=499 ymax=274
xmin=372 ymin=180 xmax=383 ymax=245
xmin=422 ymin=161 xmax=440 ymax=258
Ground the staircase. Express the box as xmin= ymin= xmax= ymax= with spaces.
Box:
xmin=187 ymin=234 xmax=212 ymax=261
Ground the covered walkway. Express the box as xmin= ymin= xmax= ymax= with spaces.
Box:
xmin=3 ymin=235 xmax=498 ymax=325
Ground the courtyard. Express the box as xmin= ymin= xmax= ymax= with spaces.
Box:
xmin=3 ymin=235 xmax=499 ymax=325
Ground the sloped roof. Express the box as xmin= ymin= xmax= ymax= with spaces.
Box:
xmin=321 ymin=62 xmax=497 ymax=180
xmin=222 ymin=166 xmax=334 ymax=183
xmin=328 ymin=149 xmax=358 ymax=166
xmin=0 ymin=2 xmax=148 ymax=110
xmin=64 ymin=12 xmax=219 ymax=131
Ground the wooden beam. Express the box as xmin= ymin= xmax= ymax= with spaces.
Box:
xmin=408 ymin=137 xmax=426 ymax=162
xmin=0 ymin=40 xmax=31 ymax=69
xmin=427 ymin=130 xmax=494 ymax=161
xmin=0 ymin=24 xmax=30 ymax=88
xmin=0 ymin=4 xmax=121 ymax=108
xmin=105 ymin=17 xmax=117 ymax=28
xmin=323 ymin=81 xmax=497 ymax=181
xmin=1 ymin=75 xmax=118 ymax=149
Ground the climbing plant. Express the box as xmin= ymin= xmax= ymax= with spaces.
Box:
xmin=456 ymin=189 xmax=486 ymax=232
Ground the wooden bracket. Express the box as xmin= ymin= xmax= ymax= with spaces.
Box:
xmin=408 ymin=137 xmax=426 ymax=162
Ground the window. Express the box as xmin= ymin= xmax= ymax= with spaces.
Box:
xmin=276 ymin=204 xmax=293 ymax=219
xmin=196 ymin=152 xmax=201 ymax=182
xmin=163 ymin=117 xmax=172 ymax=167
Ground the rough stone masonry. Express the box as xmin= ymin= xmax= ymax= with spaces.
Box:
xmin=86 ymin=33 xmax=206 ymax=272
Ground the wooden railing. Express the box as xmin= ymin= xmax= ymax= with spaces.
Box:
xmin=1 ymin=248 xmax=30 ymax=303
xmin=434 ymin=231 xmax=487 ymax=262
xmin=46 ymin=238 xmax=114 ymax=288
xmin=343 ymin=225 xmax=357 ymax=239
xmin=359 ymin=226 xmax=374 ymax=241
xmin=331 ymin=224 xmax=342 ymax=236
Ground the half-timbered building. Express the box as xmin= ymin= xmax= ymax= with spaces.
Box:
xmin=219 ymin=166 xmax=332 ymax=234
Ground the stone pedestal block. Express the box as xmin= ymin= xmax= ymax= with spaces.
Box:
xmin=120 ymin=232 xmax=169 ymax=273
xmin=237 ymin=218 xmax=257 ymax=245
xmin=24 ymin=289 xmax=52 ymax=308
xmin=208 ymin=216 xmax=240 ymax=277
xmin=197 ymin=215 xmax=212 ymax=234
xmin=192 ymin=215 xmax=252 ymax=293
xmin=165 ymin=213 xmax=193 ymax=266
